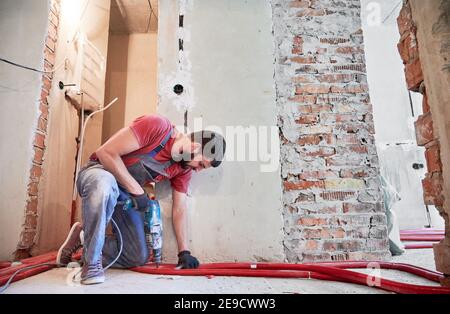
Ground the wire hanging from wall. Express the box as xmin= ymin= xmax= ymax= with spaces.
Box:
xmin=0 ymin=57 xmax=65 ymax=74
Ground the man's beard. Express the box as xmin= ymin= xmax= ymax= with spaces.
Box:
xmin=172 ymin=151 xmax=195 ymax=170
xmin=179 ymin=159 xmax=191 ymax=170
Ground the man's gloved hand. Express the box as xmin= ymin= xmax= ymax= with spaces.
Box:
xmin=177 ymin=250 xmax=200 ymax=269
xmin=130 ymin=193 xmax=150 ymax=212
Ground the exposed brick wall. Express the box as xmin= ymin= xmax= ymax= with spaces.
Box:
xmin=272 ymin=0 xmax=390 ymax=262
xmin=15 ymin=0 xmax=61 ymax=260
xmin=397 ymin=0 xmax=444 ymax=208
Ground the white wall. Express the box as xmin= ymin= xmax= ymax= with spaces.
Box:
xmin=157 ymin=0 xmax=285 ymax=262
xmin=103 ymin=32 xmax=158 ymax=141
xmin=361 ymin=0 xmax=443 ymax=229
xmin=0 ymin=0 xmax=50 ymax=260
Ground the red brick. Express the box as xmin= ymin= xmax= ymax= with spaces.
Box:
xmin=34 ymin=133 xmax=46 ymax=149
xmin=317 ymin=74 xmax=361 ymax=84
xmin=347 ymin=145 xmax=368 ymax=154
xmin=337 ymin=134 xmax=360 ymax=145
xmin=296 ymin=84 xmax=331 ymax=94
xmin=24 ymin=214 xmax=38 ymax=228
xmin=302 ymin=147 xmax=336 ymax=157
xmin=298 ymin=217 xmax=327 ymax=226
xmin=291 ymin=56 xmax=315 ymax=64
xmin=42 ymin=76 xmax=52 ymax=92
xmin=26 ymin=198 xmax=38 ymax=214
xmin=44 ymin=49 xmax=56 ymax=66
xmin=298 ymin=134 xmax=334 ymax=146
xmin=41 ymin=89 xmax=49 ymax=104
xmin=298 ymin=105 xmax=313 ymax=113
xmin=289 ymin=0 xmax=312 ymax=8
xmin=415 ymin=112 xmax=434 ymax=146
xmin=397 ymin=34 xmax=413 ymax=64
xmin=293 ymin=76 xmax=315 ymax=83
xmin=405 ymin=57 xmax=424 ymax=91
xmin=33 ymin=147 xmax=44 ymax=164
xmin=45 ymin=35 xmax=56 ymax=52
xmin=292 ymin=36 xmax=304 ymax=54
xmin=37 ymin=117 xmax=48 ymax=132
xmin=18 ymin=230 xmax=36 ymax=248
xmin=422 ymin=93 xmax=430 ymax=113
xmin=303 ymin=204 xmax=341 ymax=215
xmin=340 ymin=169 xmax=370 ymax=178
xmin=295 ymin=192 xmax=315 ymax=203
xmin=311 ymin=104 xmax=333 ymax=113
xmin=304 ymin=240 xmax=319 ymax=250
xmin=319 ymin=191 xmax=356 ymax=201
xmin=425 ymin=144 xmax=442 ymax=173
xmin=397 ymin=3 xmax=413 ymax=36
xmin=300 ymin=170 xmax=337 ymax=180
xmin=343 ymin=202 xmax=383 ymax=214
xmin=335 ymin=46 xmax=364 ymax=54
xmin=284 ymin=180 xmax=325 ymax=191
xmin=302 ymin=252 xmax=332 ymax=262
xmin=303 ymin=228 xmax=331 ymax=239
xmin=295 ymin=114 xmax=319 ymax=124
xmin=320 ymin=37 xmax=350 ymax=45
xmin=332 ymin=64 xmax=366 ymax=73
xmin=30 ymin=165 xmax=43 ymax=180
xmin=28 ymin=182 xmax=39 ymax=196
xmin=289 ymin=95 xmax=317 ymax=104
xmin=297 ymin=8 xmax=327 ymax=17
xmin=321 ymin=113 xmax=356 ymax=123
xmin=330 ymin=84 xmax=369 ymax=94
xmin=40 ymin=102 xmax=49 ymax=119
xmin=422 ymin=173 xmax=444 ymax=206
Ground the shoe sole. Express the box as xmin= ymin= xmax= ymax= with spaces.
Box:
xmin=56 ymin=222 xmax=81 ymax=266
xmin=81 ymin=275 xmax=105 ymax=285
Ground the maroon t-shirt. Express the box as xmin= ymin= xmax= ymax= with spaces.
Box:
xmin=91 ymin=115 xmax=192 ymax=193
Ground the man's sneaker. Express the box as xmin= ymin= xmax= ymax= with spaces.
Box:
xmin=56 ymin=222 xmax=83 ymax=266
xmin=81 ymin=259 xmax=105 ymax=285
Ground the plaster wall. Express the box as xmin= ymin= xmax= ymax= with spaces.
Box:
xmin=103 ymin=32 xmax=158 ymax=142
xmin=157 ymin=0 xmax=285 ymax=262
xmin=0 ymin=0 xmax=50 ymax=260
xmin=33 ymin=0 xmax=111 ymax=254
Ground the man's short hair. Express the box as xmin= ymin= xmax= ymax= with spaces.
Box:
xmin=189 ymin=130 xmax=226 ymax=168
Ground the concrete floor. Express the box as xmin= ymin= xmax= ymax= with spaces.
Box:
xmin=3 ymin=249 xmax=441 ymax=294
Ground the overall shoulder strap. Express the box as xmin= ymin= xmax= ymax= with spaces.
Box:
xmin=147 ymin=128 xmax=173 ymax=157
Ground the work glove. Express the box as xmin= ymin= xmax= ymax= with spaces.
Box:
xmin=130 ymin=193 xmax=150 ymax=212
xmin=177 ymin=250 xmax=200 ymax=269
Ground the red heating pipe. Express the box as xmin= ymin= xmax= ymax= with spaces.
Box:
xmin=401 ymin=228 xmax=444 ymax=233
xmin=2 ymin=252 xmax=449 ymax=294
xmin=197 ymin=261 xmax=442 ymax=282
xmin=0 ymin=253 xmax=56 ymax=279
xmin=401 ymin=232 xmax=444 ymax=237
xmin=400 ymin=235 xmax=444 ymax=242
xmin=0 ymin=262 xmax=11 ymax=269
xmin=131 ymin=263 xmax=450 ymax=294
xmin=404 ymin=243 xmax=437 ymax=249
